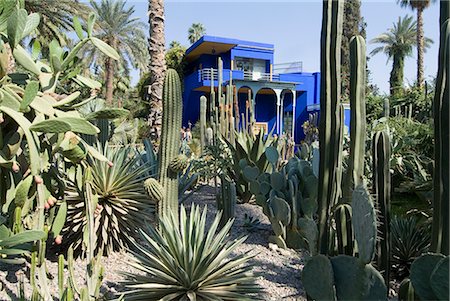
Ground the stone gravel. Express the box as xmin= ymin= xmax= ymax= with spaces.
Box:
xmin=1 ymin=185 xmax=307 ymax=300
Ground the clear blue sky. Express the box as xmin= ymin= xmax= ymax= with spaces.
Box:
xmin=126 ymin=0 xmax=440 ymax=94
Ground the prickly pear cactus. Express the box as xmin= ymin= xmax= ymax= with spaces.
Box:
xmin=351 ymin=184 xmax=377 ymax=264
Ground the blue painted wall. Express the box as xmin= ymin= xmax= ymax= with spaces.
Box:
xmin=182 ymin=36 xmax=329 ymax=143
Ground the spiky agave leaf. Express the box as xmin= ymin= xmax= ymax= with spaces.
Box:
xmin=63 ymin=145 xmax=155 ymax=255
xmin=121 ymin=205 xmax=261 ymax=300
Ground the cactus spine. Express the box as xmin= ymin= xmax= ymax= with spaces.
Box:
xmin=158 ymin=69 xmax=183 ymax=219
xmin=200 ymin=95 xmax=207 ymax=152
xmin=431 ymin=0 xmax=449 ymax=255
xmin=317 ymin=0 xmax=344 ymax=255
xmin=373 ymin=131 xmax=391 ymax=288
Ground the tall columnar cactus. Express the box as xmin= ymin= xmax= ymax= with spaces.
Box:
xmin=336 ymin=35 xmax=367 ymax=256
xmin=158 ymin=69 xmax=183 ymax=219
xmin=200 ymin=95 xmax=207 ymax=153
xmin=317 ymin=0 xmax=345 ymax=255
xmin=431 ymin=0 xmax=449 ymax=256
xmin=345 ymin=35 xmax=366 ymax=196
xmin=217 ymin=175 xmax=237 ymax=228
xmin=373 ymin=131 xmax=391 ymax=288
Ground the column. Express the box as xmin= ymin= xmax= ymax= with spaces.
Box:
xmin=274 ymin=88 xmax=282 ymax=135
xmin=291 ymin=89 xmax=296 ymax=141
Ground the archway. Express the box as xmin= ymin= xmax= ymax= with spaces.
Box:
xmin=282 ymin=89 xmax=294 ymax=137
xmin=255 ymin=88 xmax=277 ymax=133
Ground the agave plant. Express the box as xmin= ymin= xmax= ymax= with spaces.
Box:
xmin=391 ymin=215 xmax=431 ymax=279
xmin=63 ymin=145 xmax=154 ymax=255
xmin=121 ymin=205 xmax=261 ymax=300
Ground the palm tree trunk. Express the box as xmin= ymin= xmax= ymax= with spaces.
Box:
xmin=105 ymin=56 xmax=115 ymax=106
xmin=390 ymin=54 xmax=404 ymax=97
xmin=416 ymin=7 xmax=424 ymax=88
xmin=148 ymin=0 xmax=166 ymax=147
xmin=105 ymin=38 xmax=117 ymax=106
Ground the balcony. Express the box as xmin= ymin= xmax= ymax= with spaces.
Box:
xmin=198 ymin=68 xmax=281 ymax=82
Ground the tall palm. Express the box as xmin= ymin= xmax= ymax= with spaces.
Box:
xmin=398 ymin=0 xmax=435 ymax=88
xmin=188 ymin=23 xmax=206 ymax=44
xmin=25 ymin=0 xmax=90 ymax=47
xmin=87 ymin=0 xmax=148 ymax=105
xmin=148 ymin=0 xmax=166 ymax=146
xmin=370 ymin=16 xmax=431 ymax=96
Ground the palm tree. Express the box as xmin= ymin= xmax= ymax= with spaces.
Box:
xmin=188 ymin=23 xmax=206 ymax=44
xmin=86 ymin=0 xmax=149 ymax=105
xmin=370 ymin=16 xmax=432 ymax=96
xmin=148 ymin=0 xmax=166 ymax=146
xmin=398 ymin=0 xmax=435 ymax=88
xmin=25 ymin=0 xmax=90 ymax=47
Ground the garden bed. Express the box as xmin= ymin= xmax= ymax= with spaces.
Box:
xmin=0 ymin=185 xmax=307 ymax=300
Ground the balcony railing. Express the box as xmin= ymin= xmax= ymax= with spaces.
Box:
xmin=273 ymin=61 xmax=303 ymax=74
xmin=198 ymin=68 xmax=280 ymax=82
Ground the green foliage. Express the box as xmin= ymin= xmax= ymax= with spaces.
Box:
xmin=373 ymin=116 xmax=433 ymax=191
xmin=370 ymin=15 xmax=432 ymax=96
xmin=83 ymin=0 xmax=149 ymax=76
xmin=391 ymin=216 xmax=431 ymax=279
xmin=121 ymin=205 xmax=260 ymax=300
xmin=0 ymin=217 xmax=45 ymax=264
xmin=166 ymin=41 xmax=186 ymax=79
xmin=188 ymin=23 xmax=206 ymax=44
xmin=63 ymin=145 xmax=154 ymax=255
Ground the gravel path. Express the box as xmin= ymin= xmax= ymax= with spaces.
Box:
xmin=0 ymin=185 xmax=307 ymax=300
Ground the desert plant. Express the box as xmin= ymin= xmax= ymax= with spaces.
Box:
xmin=157 ymin=69 xmax=183 ymax=219
xmin=0 ymin=216 xmax=45 ymax=265
xmin=225 ymin=130 xmax=275 ymax=203
xmin=63 ymin=145 xmax=154 ymax=255
xmin=390 ymin=216 xmax=430 ymax=279
xmin=121 ymin=205 xmax=260 ymax=300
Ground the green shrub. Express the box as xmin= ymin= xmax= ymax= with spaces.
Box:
xmin=121 ymin=205 xmax=261 ymax=300
xmin=391 ymin=215 xmax=431 ymax=279
xmin=63 ymin=145 xmax=154 ymax=255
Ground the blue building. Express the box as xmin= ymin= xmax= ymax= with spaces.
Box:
xmin=182 ymin=35 xmax=349 ymax=143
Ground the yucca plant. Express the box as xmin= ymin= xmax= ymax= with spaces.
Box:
xmin=121 ymin=205 xmax=261 ymax=300
xmin=391 ymin=215 xmax=431 ymax=279
xmin=63 ymin=145 xmax=154 ymax=255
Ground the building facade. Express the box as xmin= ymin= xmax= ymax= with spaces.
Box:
xmin=182 ymin=35 xmax=349 ymax=143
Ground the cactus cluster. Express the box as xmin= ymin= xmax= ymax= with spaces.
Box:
xmin=241 ymin=146 xmax=318 ymax=250
xmin=302 ymin=184 xmax=387 ymax=300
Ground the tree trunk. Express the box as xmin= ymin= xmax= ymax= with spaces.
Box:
xmin=416 ymin=7 xmax=424 ymax=88
xmin=148 ymin=0 xmax=166 ymax=148
xmin=105 ymin=56 xmax=115 ymax=106
xmin=390 ymin=54 xmax=404 ymax=97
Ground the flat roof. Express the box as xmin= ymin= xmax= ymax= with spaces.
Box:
xmin=185 ymin=35 xmax=274 ymax=62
